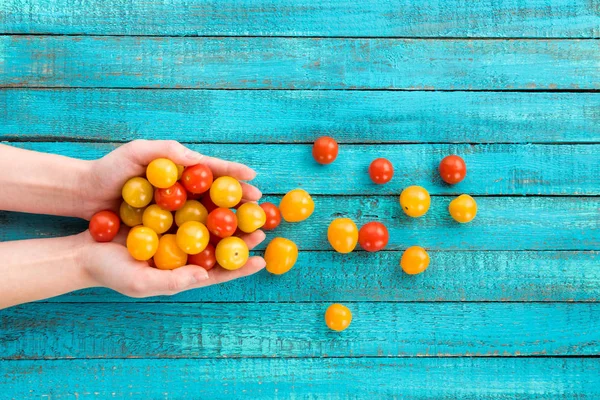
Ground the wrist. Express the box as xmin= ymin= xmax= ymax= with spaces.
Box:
xmin=72 ymin=233 xmax=99 ymax=289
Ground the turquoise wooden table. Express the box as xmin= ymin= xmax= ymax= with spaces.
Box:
xmin=1 ymin=1 xmax=600 ymax=398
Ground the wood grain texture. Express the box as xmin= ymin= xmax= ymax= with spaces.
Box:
xmin=2 ymin=196 xmax=598 ymax=250
xmin=2 ymin=36 xmax=599 ymax=89
xmin=2 ymin=0 xmax=599 ymax=38
xmin=9 ymin=142 xmax=600 ymax=195
xmin=2 ymin=303 xmax=600 ymax=359
xmin=3 ymin=89 xmax=600 ymax=143
xmin=49 ymin=251 xmax=600 ymax=303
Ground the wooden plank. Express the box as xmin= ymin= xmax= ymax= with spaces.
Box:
xmin=1 ymin=196 xmax=598 ymax=250
xmin=2 ymin=303 xmax=600 ymax=359
xmin=9 ymin=142 xmax=600 ymax=196
xmin=3 ymin=89 xmax=599 ymax=144
xmin=49 ymin=251 xmax=600 ymax=303
xmin=2 ymin=0 xmax=599 ymax=38
xmin=2 ymin=37 xmax=599 ymax=89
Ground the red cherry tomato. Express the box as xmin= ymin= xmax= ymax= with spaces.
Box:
xmin=181 ymin=164 xmax=213 ymax=194
xmin=260 ymin=202 xmax=281 ymax=230
xmin=209 ymin=232 xmax=222 ymax=247
xmin=312 ymin=136 xmax=339 ymax=165
xmin=155 ymin=182 xmax=187 ymax=211
xmin=188 ymin=243 xmax=217 ymax=271
xmin=439 ymin=155 xmax=467 ymax=184
xmin=358 ymin=222 xmax=389 ymax=252
xmin=201 ymin=194 xmax=219 ymax=214
xmin=206 ymin=208 xmax=238 ymax=238
xmin=368 ymin=158 xmax=394 ymax=184
xmin=89 ymin=210 xmax=121 ymax=242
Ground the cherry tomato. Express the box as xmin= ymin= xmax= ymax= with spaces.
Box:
xmin=181 ymin=164 xmax=213 ymax=194
xmin=176 ymin=164 xmax=185 ymax=180
xmin=210 ymin=176 xmax=243 ymax=208
xmin=122 ymin=177 xmax=153 ymax=208
xmin=201 ymin=194 xmax=219 ymax=214
xmin=449 ymin=194 xmax=477 ymax=223
xmin=312 ymin=136 xmax=339 ymax=165
xmin=358 ymin=222 xmax=389 ymax=252
xmin=176 ymin=221 xmax=209 ymax=255
xmin=236 ymin=203 xmax=266 ymax=233
xmin=369 ymin=158 xmax=394 ymax=184
xmin=119 ymin=201 xmax=144 ymax=227
xmin=400 ymin=246 xmax=430 ymax=275
xmin=142 ymin=204 xmax=173 ymax=234
xmin=146 ymin=158 xmax=178 ymax=189
xmin=325 ymin=304 xmax=352 ymax=332
xmin=400 ymin=186 xmax=430 ymax=218
xmin=188 ymin=243 xmax=217 ymax=271
xmin=260 ymin=202 xmax=281 ymax=230
xmin=264 ymin=237 xmax=298 ymax=275
xmin=155 ymin=182 xmax=187 ymax=211
xmin=206 ymin=208 xmax=238 ymax=238
xmin=215 ymin=237 xmax=249 ymax=270
xmin=154 ymin=234 xmax=188 ymax=270
xmin=175 ymin=200 xmax=208 ymax=226
xmin=89 ymin=210 xmax=120 ymax=242
xmin=127 ymin=226 xmax=159 ymax=261
xmin=327 ymin=218 xmax=358 ymax=253
xmin=279 ymin=189 xmax=314 ymax=222
xmin=439 ymin=155 xmax=466 ymax=184
xmin=209 ymin=232 xmax=222 ymax=247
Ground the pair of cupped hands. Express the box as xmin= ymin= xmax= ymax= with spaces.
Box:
xmin=81 ymin=140 xmax=265 ymax=298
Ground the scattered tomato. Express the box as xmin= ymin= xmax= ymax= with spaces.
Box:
xmin=155 ymin=182 xmax=187 ymax=211
xmin=142 ymin=204 xmax=173 ymax=234
xmin=215 ymin=237 xmax=249 ymax=270
xmin=236 ymin=203 xmax=266 ymax=233
xmin=400 ymin=246 xmax=430 ymax=275
xmin=265 ymin=237 xmax=298 ymax=275
xmin=260 ymin=202 xmax=281 ymax=230
xmin=439 ymin=155 xmax=466 ymax=184
xmin=206 ymin=208 xmax=238 ymax=238
xmin=358 ymin=222 xmax=389 ymax=252
xmin=175 ymin=200 xmax=208 ymax=226
xmin=176 ymin=221 xmax=209 ymax=255
xmin=325 ymin=304 xmax=352 ymax=332
xmin=449 ymin=194 xmax=477 ymax=223
xmin=154 ymin=234 xmax=188 ymax=270
xmin=279 ymin=189 xmax=314 ymax=222
xmin=181 ymin=164 xmax=213 ymax=194
xmin=122 ymin=177 xmax=153 ymax=208
xmin=210 ymin=176 xmax=243 ymax=208
xmin=89 ymin=210 xmax=120 ymax=242
xmin=146 ymin=158 xmax=178 ymax=189
xmin=188 ymin=243 xmax=217 ymax=271
xmin=368 ymin=158 xmax=394 ymax=184
xmin=400 ymin=186 xmax=430 ymax=218
xmin=126 ymin=226 xmax=159 ymax=261
xmin=119 ymin=201 xmax=144 ymax=227
xmin=312 ymin=136 xmax=339 ymax=165
xmin=327 ymin=218 xmax=358 ymax=253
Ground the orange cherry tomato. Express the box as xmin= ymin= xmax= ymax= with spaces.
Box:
xmin=181 ymin=164 xmax=213 ymax=194
xmin=206 ymin=208 xmax=237 ymax=238
xmin=142 ymin=204 xmax=173 ymax=234
xmin=126 ymin=226 xmax=159 ymax=261
xmin=236 ymin=203 xmax=266 ymax=233
xmin=264 ymin=237 xmax=298 ymax=275
xmin=400 ymin=186 xmax=430 ymax=218
xmin=369 ymin=158 xmax=394 ymax=184
xmin=358 ymin=221 xmax=389 ymax=252
xmin=215 ymin=237 xmax=249 ymax=270
xmin=260 ymin=202 xmax=281 ymax=230
xmin=155 ymin=182 xmax=187 ymax=211
xmin=325 ymin=304 xmax=352 ymax=332
xmin=175 ymin=200 xmax=208 ymax=226
xmin=327 ymin=218 xmax=358 ymax=253
xmin=279 ymin=189 xmax=314 ymax=222
xmin=122 ymin=177 xmax=153 ymax=208
xmin=439 ymin=155 xmax=466 ymax=184
xmin=154 ymin=234 xmax=188 ymax=270
xmin=89 ymin=210 xmax=120 ymax=242
xmin=119 ymin=201 xmax=144 ymax=227
xmin=209 ymin=176 xmax=243 ymax=208
xmin=188 ymin=243 xmax=217 ymax=271
xmin=176 ymin=221 xmax=209 ymax=255
xmin=146 ymin=158 xmax=178 ymax=189
xmin=400 ymin=246 xmax=430 ymax=275
xmin=312 ymin=136 xmax=339 ymax=165
xmin=176 ymin=164 xmax=185 ymax=180
xmin=449 ymin=194 xmax=477 ymax=223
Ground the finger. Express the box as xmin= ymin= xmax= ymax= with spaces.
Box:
xmin=134 ymin=265 xmax=210 ymax=296
xmin=237 ymin=230 xmax=266 ymax=250
xmin=112 ymin=226 xmax=130 ymax=246
xmin=201 ymin=156 xmax=256 ymax=181
xmin=124 ymin=140 xmax=205 ymax=167
xmin=241 ymin=182 xmax=262 ymax=201
xmin=200 ymin=256 xmax=266 ymax=287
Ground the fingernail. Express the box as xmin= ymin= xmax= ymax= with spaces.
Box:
xmin=194 ymin=269 xmax=209 ymax=281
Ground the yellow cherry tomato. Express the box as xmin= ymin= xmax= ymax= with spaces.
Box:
xmin=119 ymin=201 xmax=144 ymax=227
xmin=210 ymin=176 xmax=243 ymax=208
xmin=325 ymin=304 xmax=352 ymax=332
xmin=126 ymin=226 xmax=159 ymax=261
xmin=449 ymin=194 xmax=477 ymax=223
xmin=265 ymin=238 xmax=298 ymax=275
xmin=154 ymin=234 xmax=188 ymax=270
xmin=176 ymin=221 xmax=209 ymax=255
xmin=176 ymin=164 xmax=185 ymax=180
xmin=215 ymin=237 xmax=249 ymax=270
xmin=175 ymin=200 xmax=208 ymax=226
xmin=146 ymin=158 xmax=178 ymax=189
xmin=142 ymin=204 xmax=173 ymax=234
xmin=327 ymin=218 xmax=358 ymax=253
xmin=122 ymin=177 xmax=153 ymax=208
xmin=400 ymin=246 xmax=430 ymax=275
xmin=400 ymin=186 xmax=430 ymax=218
xmin=279 ymin=189 xmax=315 ymax=222
xmin=236 ymin=203 xmax=266 ymax=233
